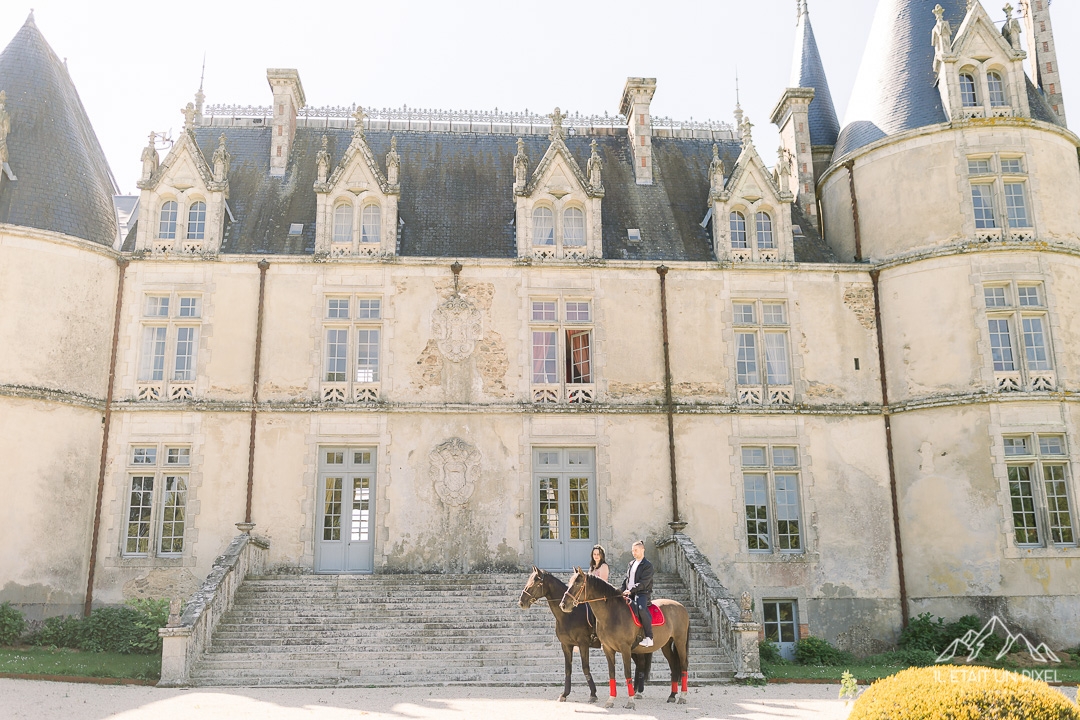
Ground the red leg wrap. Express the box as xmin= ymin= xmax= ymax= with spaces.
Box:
xmin=671 ymin=681 xmax=678 ymax=694
xmin=609 ymin=679 xmax=617 ymax=696
xmin=627 ymin=679 xmax=635 ymax=697
xmin=681 ymin=672 xmax=688 ymax=693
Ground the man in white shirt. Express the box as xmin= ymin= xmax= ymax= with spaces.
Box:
xmin=620 ymin=540 xmax=655 ymax=648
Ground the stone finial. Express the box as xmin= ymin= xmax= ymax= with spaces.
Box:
xmin=932 ymin=5 xmax=953 ymax=66
xmin=513 ymin=137 xmax=529 ymax=193
xmin=386 ymin=135 xmax=400 ymax=186
xmin=316 ymin=135 xmax=330 ymax=184
xmin=212 ymin=133 xmax=230 ymax=182
xmin=0 ymin=91 xmax=11 ymax=164
xmin=740 ymin=117 xmax=754 ymax=149
xmin=166 ymin=599 xmax=183 ymax=628
xmin=140 ymin=131 xmax=159 ymax=183
xmin=967 ymin=0 xmax=975 ymax=10
xmin=194 ymin=55 xmax=206 ymax=121
xmin=740 ymin=591 xmax=753 ymax=622
xmin=709 ymin=143 xmax=726 ymax=195
xmin=1002 ymin=4 xmax=1023 ymax=50
xmin=587 ymin=138 xmax=603 ymax=188
xmin=777 ymin=146 xmax=791 ymax=187
xmin=933 ymin=3 xmax=945 ymax=21
xmin=352 ymin=105 xmax=366 ymax=139
xmin=181 ymin=102 xmax=196 ymax=132
xmin=1003 ymin=2 xmax=1013 ymax=20
xmin=549 ymin=106 xmax=567 ymax=142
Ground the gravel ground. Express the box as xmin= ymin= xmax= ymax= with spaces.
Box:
xmin=0 ymin=679 xmax=855 ymax=720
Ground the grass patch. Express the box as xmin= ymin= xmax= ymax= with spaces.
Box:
xmin=763 ymin=661 xmax=1080 ymax=684
xmin=0 ymin=647 xmax=160 ymax=682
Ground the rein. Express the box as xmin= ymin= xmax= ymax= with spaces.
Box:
xmin=566 ymin=575 xmax=610 ymax=605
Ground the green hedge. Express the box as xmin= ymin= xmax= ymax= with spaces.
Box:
xmin=0 ymin=603 xmax=27 ymax=646
xmin=25 ymin=598 xmax=172 ymax=655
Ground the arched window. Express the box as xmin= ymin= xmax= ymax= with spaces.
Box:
xmin=158 ymin=201 xmax=178 ymax=239
xmin=533 ymin=207 xmax=554 ymax=245
xmin=959 ymin=72 xmax=978 ymax=107
xmin=186 ymin=201 xmax=206 ymax=240
xmin=729 ymin=211 xmax=748 ymax=249
xmin=987 ymin=72 xmax=1007 ymax=107
xmin=333 ymin=203 xmax=353 ymax=244
xmin=562 ymin=207 xmax=585 ymax=246
xmin=756 ymin=212 xmax=775 ymax=249
xmin=361 ymin=204 xmax=381 ymax=244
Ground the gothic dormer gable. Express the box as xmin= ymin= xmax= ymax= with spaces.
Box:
xmin=134 ymin=105 xmax=230 ymax=256
xmin=933 ymin=2 xmax=1030 ymax=121
xmin=710 ymin=120 xmax=795 ymax=263
xmin=514 ymin=109 xmax=604 ymax=261
xmin=313 ymin=107 xmax=400 ymax=258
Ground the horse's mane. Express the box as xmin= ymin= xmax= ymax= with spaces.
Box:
xmin=540 ymin=571 xmax=568 ymax=594
xmin=583 ymin=572 xmax=622 ymax=599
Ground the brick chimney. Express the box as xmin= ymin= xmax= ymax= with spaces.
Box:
xmin=619 ymin=78 xmax=657 ymax=185
xmin=1020 ymin=0 xmax=1066 ymax=125
xmin=267 ymin=68 xmax=306 ymax=177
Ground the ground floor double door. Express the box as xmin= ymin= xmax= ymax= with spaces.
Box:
xmin=316 ymin=447 xmax=375 ymax=573
xmin=534 ymin=448 xmax=597 ymax=571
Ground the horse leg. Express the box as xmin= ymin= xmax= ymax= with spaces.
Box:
xmin=580 ymin=644 xmax=597 ymax=702
xmin=558 ymin=643 xmax=573 ymax=701
xmin=633 ymin=652 xmax=651 ymax=696
xmin=623 ymin=650 xmax=636 ymax=709
xmin=602 ymin=646 xmax=617 ymax=709
xmin=677 ymin=625 xmax=690 ymax=704
xmin=661 ymin=640 xmax=678 ymax=703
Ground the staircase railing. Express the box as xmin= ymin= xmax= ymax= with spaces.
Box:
xmin=158 ymin=531 xmax=269 ymax=686
xmin=656 ymin=532 xmax=764 ymax=680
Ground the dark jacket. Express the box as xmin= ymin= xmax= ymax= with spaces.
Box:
xmin=620 ymin=557 xmax=654 ymax=597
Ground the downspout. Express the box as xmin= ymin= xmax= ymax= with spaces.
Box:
xmin=243 ymin=260 xmax=270 ymax=527
xmin=85 ymin=257 xmax=129 ymax=617
xmin=848 ymin=160 xmax=910 ymax=628
xmin=656 ymin=266 xmax=685 ymax=533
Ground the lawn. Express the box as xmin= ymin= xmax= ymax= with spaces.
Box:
xmin=0 ymin=647 xmax=160 ymax=682
xmin=764 ymin=662 xmax=1080 ymax=685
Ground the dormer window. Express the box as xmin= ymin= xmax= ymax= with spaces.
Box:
xmin=533 ymin=207 xmax=555 ymax=245
xmin=562 ymin=207 xmax=585 ymax=246
xmin=361 ymin=204 xmax=381 ymax=244
xmin=186 ymin=202 xmax=206 ymax=241
xmin=159 ymin=201 xmax=178 ymax=240
xmin=730 ymin=212 xmax=748 ymax=249
xmin=333 ymin=203 xmax=353 ymax=244
xmin=755 ymin=212 xmax=775 ymax=249
xmin=988 ymin=71 xmax=1008 ymax=106
xmin=960 ymin=72 xmax=979 ymax=107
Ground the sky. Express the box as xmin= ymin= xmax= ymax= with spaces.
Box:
xmin=1 ymin=0 xmax=1077 ymax=194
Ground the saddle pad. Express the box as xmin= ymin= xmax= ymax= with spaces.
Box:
xmin=628 ymin=602 xmax=665 ymax=627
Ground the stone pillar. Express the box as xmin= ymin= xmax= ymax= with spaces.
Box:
xmin=1020 ymin=0 xmax=1066 ymax=125
xmin=771 ymin=87 xmax=819 ymax=232
xmin=266 ymin=68 xmax=306 ymax=177
xmin=619 ymin=78 xmax=657 ymax=185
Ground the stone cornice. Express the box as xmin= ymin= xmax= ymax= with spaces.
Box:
xmin=0 ymin=223 xmax=121 ymax=259
xmin=0 ymin=384 xmax=106 ymax=411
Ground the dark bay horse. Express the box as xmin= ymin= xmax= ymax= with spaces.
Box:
xmin=560 ymin=567 xmax=690 ymax=709
xmin=518 ymin=567 xmax=651 ymax=703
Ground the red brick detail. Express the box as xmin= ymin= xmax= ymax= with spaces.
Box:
xmin=799 ymin=623 xmax=810 ymax=640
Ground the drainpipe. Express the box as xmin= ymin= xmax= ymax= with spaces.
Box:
xmin=656 ymin=266 xmax=685 ymax=534
xmin=848 ymin=159 xmax=910 ymax=628
xmin=244 ymin=260 xmax=270 ymax=526
xmin=84 ymin=257 xmax=129 ymax=617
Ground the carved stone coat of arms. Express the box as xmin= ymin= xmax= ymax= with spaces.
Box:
xmin=429 ymin=438 xmax=482 ymax=506
xmin=432 ymin=294 xmax=483 ymax=363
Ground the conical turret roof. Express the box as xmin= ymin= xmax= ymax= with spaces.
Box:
xmin=791 ymin=1 xmax=839 ymax=147
xmin=0 ymin=13 xmax=118 ymax=245
xmin=833 ymin=0 xmax=967 ymax=160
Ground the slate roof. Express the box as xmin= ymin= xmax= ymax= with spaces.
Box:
xmin=0 ymin=14 xmax=118 ymax=245
xmin=791 ymin=3 xmax=840 ymax=147
xmin=125 ymin=126 xmax=836 ymax=263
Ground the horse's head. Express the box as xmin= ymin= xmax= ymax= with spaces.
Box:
xmin=559 ymin=566 xmax=587 ymax=613
xmin=518 ymin=566 xmax=547 ymax=609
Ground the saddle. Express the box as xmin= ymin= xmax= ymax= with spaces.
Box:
xmin=628 ymin=601 xmax=665 ymax=627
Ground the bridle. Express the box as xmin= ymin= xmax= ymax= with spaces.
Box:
xmin=562 ymin=573 xmax=607 ymax=608
xmin=519 ymin=580 xmax=546 ymax=607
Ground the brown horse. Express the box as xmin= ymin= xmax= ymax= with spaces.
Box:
xmin=560 ymin=567 xmax=690 ymax=709
xmin=518 ymin=567 xmax=651 ymax=703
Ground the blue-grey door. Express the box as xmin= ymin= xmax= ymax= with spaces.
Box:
xmin=534 ymin=448 xmax=596 ymax=571
xmin=762 ymin=599 xmax=799 ymax=661
xmin=316 ymin=447 xmax=375 ymax=573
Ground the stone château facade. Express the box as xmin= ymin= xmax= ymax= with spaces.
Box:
xmin=1 ymin=0 xmax=1078 ymax=657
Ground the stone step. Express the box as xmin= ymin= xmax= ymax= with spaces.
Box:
xmin=188 ymin=673 xmax=733 ymax=688
xmin=189 ymin=664 xmax=733 ymax=678
xmin=194 ymin=656 xmax=732 ymax=671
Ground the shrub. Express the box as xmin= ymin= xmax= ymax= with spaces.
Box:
xmin=126 ymin=597 xmax=170 ymax=654
xmin=899 ymin=612 xmax=944 ymax=651
xmin=848 ymin=665 xmax=1080 ymax=720
xmin=794 ymin=636 xmax=854 ymax=666
xmin=0 ymin=602 xmax=27 ymax=646
xmin=758 ymin=639 xmax=785 ymax=664
xmin=80 ymin=606 xmax=145 ymax=654
xmin=29 ymin=615 xmax=83 ymax=649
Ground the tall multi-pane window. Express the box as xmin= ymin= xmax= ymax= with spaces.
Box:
xmin=971 ymin=184 xmax=997 ymax=229
xmin=755 ymin=212 xmax=775 ymax=249
xmin=1003 ymin=434 xmax=1076 ymax=547
xmin=158 ymin=201 xmax=178 ymax=239
xmin=530 ymin=298 xmax=594 ymax=404
xmin=321 ymin=295 xmax=382 ymax=402
xmin=742 ymin=445 xmax=803 ymax=554
xmin=333 ymin=203 xmax=353 ymax=244
xmin=968 ymin=154 xmax=1032 ymax=233
xmin=186 ymin=202 xmax=206 ymax=241
xmin=959 ymin=72 xmax=978 ymax=106
xmin=360 ymin=204 xmax=381 ymax=244
xmin=987 ymin=72 xmax=1008 ymax=107
xmin=730 ymin=211 xmax=748 ymax=249
xmin=137 ymin=293 xmax=202 ymax=400
xmin=733 ymin=300 xmax=792 ymax=404
xmin=983 ymin=282 xmax=1054 ymax=391
xmin=562 ymin=207 xmax=585 ymax=246
xmin=532 ymin=207 xmax=555 ymax=246
xmin=124 ymin=444 xmax=191 ymax=557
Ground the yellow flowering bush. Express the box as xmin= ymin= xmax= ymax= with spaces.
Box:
xmin=848 ymin=665 xmax=1080 ymax=720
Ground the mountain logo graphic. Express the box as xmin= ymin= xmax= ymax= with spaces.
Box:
xmin=934 ymin=616 xmax=1061 ymax=664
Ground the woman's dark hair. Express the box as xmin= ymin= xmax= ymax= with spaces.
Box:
xmin=589 ymin=544 xmax=607 ymax=571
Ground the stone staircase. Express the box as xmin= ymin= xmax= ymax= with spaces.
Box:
xmin=189 ymin=572 xmax=735 ymax=687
